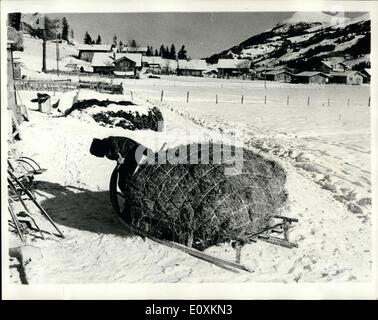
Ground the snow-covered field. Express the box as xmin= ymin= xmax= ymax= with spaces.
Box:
xmin=8 ymin=75 xmax=372 ymax=285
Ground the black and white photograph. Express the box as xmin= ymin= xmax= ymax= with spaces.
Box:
xmin=1 ymin=0 xmax=377 ymax=300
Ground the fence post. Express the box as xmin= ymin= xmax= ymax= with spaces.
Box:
xmin=368 ymin=96 xmax=371 ymax=107
xmin=328 ymin=98 xmax=330 ymax=107
xmin=287 ymin=96 xmax=289 ymax=106
xmin=161 ymin=90 xmax=164 ymax=102
xmin=216 ymin=94 xmax=218 ymax=104
xmin=187 ymin=91 xmax=189 ymax=103
xmin=307 ymin=96 xmax=310 ymax=106
xmin=130 ymin=91 xmax=133 ymax=101
xmin=264 ymin=95 xmax=267 ymax=105
xmin=241 ymin=95 xmax=244 ymax=104
xmin=347 ymin=98 xmax=350 ymax=106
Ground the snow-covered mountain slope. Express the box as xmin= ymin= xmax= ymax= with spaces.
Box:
xmin=205 ymin=12 xmax=370 ymax=71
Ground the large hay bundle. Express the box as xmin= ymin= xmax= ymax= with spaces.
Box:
xmin=119 ymin=143 xmax=287 ymax=250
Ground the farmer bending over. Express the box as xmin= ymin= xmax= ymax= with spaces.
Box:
xmin=89 ymin=136 xmax=151 ymax=177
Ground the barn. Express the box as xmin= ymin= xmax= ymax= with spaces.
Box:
xmin=265 ymin=70 xmax=293 ymax=82
xmin=177 ymin=59 xmax=207 ymax=77
xmin=91 ymin=52 xmax=142 ymax=76
xmin=330 ymin=71 xmax=364 ymax=85
xmin=217 ymin=59 xmax=251 ymax=78
xmin=294 ymin=71 xmax=329 ymax=84
xmin=77 ymin=44 xmax=112 ymax=62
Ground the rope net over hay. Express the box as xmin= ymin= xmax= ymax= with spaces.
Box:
xmin=119 ymin=143 xmax=288 ymax=250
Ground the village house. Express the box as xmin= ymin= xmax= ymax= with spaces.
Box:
xmin=217 ymin=59 xmax=251 ymax=78
xmin=254 ymin=66 xmax=274 ymax=79
xmin=65 ymin=63 xmax=93 ymax=73
xmin=177 ymin=59 xmax=207 ymax=77
xmin=360 ymin=68 xmax=371 ymax=83
xmin=77 ymin=44 xmax=112 ymax=62
xmin=330 ymin=71 xmax=364 ymax=85
xmin=141 ymin=56 xmax=178 ymax=74
xmin=294 ymin=71 xmax=329 ymax=84
xmin=313 ymin=60 xmax=350 ymax=74
xmin=91 ymin=52 xmax=142 ymax=77
xmin=62 ymin=56 xmax=93 ymax=73
xmin=142 ymin=56 xmax=163 ymax=70
xmin=264 ymin=69 xmax=293 ymax=82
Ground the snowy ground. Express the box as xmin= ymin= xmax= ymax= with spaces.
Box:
xmin=8 ymin=76 xmax=372 ymax=284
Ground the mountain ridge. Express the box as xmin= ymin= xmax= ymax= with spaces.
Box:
xmin=205 ymin=12 xmax=370 ymax=72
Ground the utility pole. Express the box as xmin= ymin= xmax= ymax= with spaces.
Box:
xmin=56 ymin=32 xmax=60 ymax=76
xmin=42 ymin=17 xmax=46 ymax=73
xmin=264 ymin=64 xmax=267 ymax=89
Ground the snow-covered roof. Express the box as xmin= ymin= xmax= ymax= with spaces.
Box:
xmin=77 ymin=44 xmax=112 ymax=52
xmin=265 ymin=69 xmax=292 ymax=76
xmin=91 ymin=52 xmax=142 ymax=67
xmin=142 ymin=56 xmax=178 ymax=70
xmin=364 ymin=68 xmax=371 ymax=76
xmin=142 ymin=56 xmax=164 ymax=65
xmin=330 ymin=71 xmax=364 ymax=77
xmin=295 ymin=71 xmax=329 ymax=77
xmin=177 ymin=59 xmax=207 ymax=70
xmin=254 ymin=66 xmax=274 ymax=72
xmin=321 ymin=60 xmax=333 ymax=69
xmin=217 ymin=59 xmax=251 ymax=69
xmin=114 ymin=71 xmax=135 ymax=76
xmin=121 ymin=46 xmax=148 ymax=53
xmin=114 ymin=53 xmax=142 ymax=67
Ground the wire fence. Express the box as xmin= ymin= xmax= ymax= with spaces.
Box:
xmin=128 ymin=88 xmax=371 ymax=108
xmin=15 ymin=79 xmax=123 ymax=94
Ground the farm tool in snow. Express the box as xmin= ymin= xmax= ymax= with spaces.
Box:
xmin=109 ymin=165 xmax=299 ymax=273
xmin=7 ymin=156 xmax=64 ymax=240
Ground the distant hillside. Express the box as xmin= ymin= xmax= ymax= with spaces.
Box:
xmin=205 ymin=12 xmax=370 ymax=71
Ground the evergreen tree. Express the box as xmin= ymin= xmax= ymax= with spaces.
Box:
xmin=159 ymin=45 xmax=164 ymax=57
xmin=96 ymin=35 xmax=102 ymax=44
xmin=177 ymin=45 xmax=187 ymax=60
xmin=146 ymin=46 xmax=151 ymax=56
xmin=119 ymin=40 xmax=123 ymax=51
xmin=165 ymin=45 xmax=169 ymax=59
xmin=154 ymin=49 xmax=159 ymax=56
xmin=170 ymin=44 xmax=176 ymax=60
xmin=130 ymin=39 xmax=137 ymax=47
xmin=61 ymin=17 xmax=69 ymax=41
xmin=84 ymin=31 xmax=92 ymax=44
xmin=113 ymin=34 xmax=117 ymax=46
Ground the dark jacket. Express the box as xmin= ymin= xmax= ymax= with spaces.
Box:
xmin=102 ymin=136 xmax=143 ymax=161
